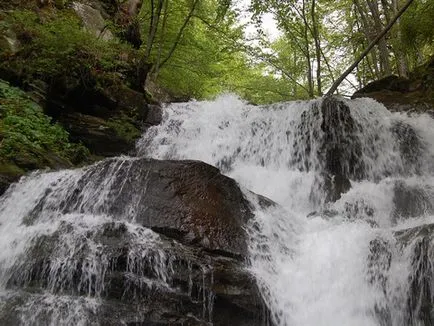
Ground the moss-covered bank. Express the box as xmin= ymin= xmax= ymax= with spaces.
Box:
xmin=0 ymin=1 xmax=161 ymax=194
xmin=0 ymin=80 xmax=89 ymax=193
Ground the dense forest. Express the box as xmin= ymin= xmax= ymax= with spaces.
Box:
xmin=1 ymin=0 xmax=433 ymax=102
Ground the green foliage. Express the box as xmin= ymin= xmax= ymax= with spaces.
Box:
xmin=107 ymin=116 xmax=142 ymax=143
xmin=0 ymin=9 xmax=138 ymax=87
xmin=0 ymin=79 xmax=88 ymax=166
xmin=138 ymin=0 xmax=297 ymax=103
xmin=400 ymin=0 xmax=434 ymax=58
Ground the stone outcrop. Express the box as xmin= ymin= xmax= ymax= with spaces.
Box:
xmin=392 ymin=181 xmax=434 ymax=220
xmin=0 ymin=158 xmax=269 ymax=325
xmin=367 ymin=224 xmax=434 ymax=325
xmin=38 ymin=80 xmax=161 ymax=157
xmin=295 ymin=97 xmax=360 ymax=204
xmin=352 ymin=57 xmax=434 ymax=115
xmin=72 ymin=2 xmax=114 ymax=40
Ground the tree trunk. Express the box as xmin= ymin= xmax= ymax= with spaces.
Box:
xmin=311 ymin=0 xmax=322 ymax=95
xmin=391 ymin=0 xmax=409 ymax=77
xmin=366 ymin=0 xmax=391 ymax=76
xmin=353 ymin=0 xmax=381 ymax=78
xmin=326 ymin=0 xmax=415 ymax=96
xmin=158 ymin=0 xmax=200 ymax=70
xmin=153 ymin=0 xmax=170 ymax=79
xmin=302 ymin=0 xmax=314 ymax=98
xmin=144 ymin=0 xmax=164 ymax=61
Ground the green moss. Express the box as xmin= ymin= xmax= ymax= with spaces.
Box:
xmin=107 ymin=116 xmax=141 ymax=143
xmin=0 ymin=162 xmax=24 ymax=176
xmin=0 ymin=9 xmax=140 ymax=88
xmin=0 ymin=79 xmax=89 ymax=169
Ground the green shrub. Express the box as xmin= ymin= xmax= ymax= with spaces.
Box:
xmin=0 ymin=9 xmax=138 ymax=87
xmin=0 ymin=79 xmax=89 ymax=165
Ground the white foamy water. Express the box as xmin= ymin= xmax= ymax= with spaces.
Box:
xmin=1 ymin=94 xmax=433 ymax=325
xmin=139 ymin=94 xmax=434 ymax=326
xmin=0 ymin=159 xmax=183 ymax=324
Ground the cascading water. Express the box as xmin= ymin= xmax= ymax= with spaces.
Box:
xmin=138 ymin=95 xmax=434 ymax=325
xmin=0 ymin=94 xmax=433 ymax=325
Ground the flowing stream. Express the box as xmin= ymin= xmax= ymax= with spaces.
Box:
xmin=1 ymin=94 xmax=434 ymax=325
xmin=139 ymin=95 xmax=434 ymax=326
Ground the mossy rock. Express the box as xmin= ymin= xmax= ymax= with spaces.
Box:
xmin=352 ymin=57 xmax=434 ymax=113
xmin=58 ymin=112 xmax=140 ymax=157
xmin=0 ymin=161 xmax=24 ymax=195
xmin=107 ymin=116 xmax=141 ymax=143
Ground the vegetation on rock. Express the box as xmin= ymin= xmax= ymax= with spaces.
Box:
xmin=0 ymin=79 xmax=89 ymax=193
xmin=0 ymin=80 xmax=89 ymax=163
xmin=0 ymin=9 xmax=142 ymax=91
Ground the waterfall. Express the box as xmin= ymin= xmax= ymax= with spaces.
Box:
xmin=139 ymin=94 xmax=434 ymax=325
xmin=1 ymin=94 xmax=433 ymax=325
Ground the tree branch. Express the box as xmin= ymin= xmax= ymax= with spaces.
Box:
xmin=326 ymin=0 xmax=415 ymax=96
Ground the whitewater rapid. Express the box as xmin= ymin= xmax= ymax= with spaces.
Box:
xmin=139 ymin=95 xmax=434 ymax=326
xmin=1 ymin=94 xmax=433 ymax=325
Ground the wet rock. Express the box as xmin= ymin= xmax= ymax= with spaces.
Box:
xmin=296 ymin=97 xmax=362 ymax=203
xmin=72 ymin=2 xmax=113 ymax=40
xmin=0 ymin=163 xmax=24 ymax=195
xmin=143 ymin=104 xmax=163 ymax=129
xmin=2 ymin=158 xmax=270 ymax=325
xmin=344 ymin=199 xmax=376 ymax=224
xmin=367 ymin=238 xmax=392 ymax=325
xmin=391 ymin=121 xmax=424 ymax=174
xmin=392 ymin=181 xmax=434 ymax=220
xmin=291 ymin=103 xmax=320 ymax=172
xmin=5 ymin=224 xmax=264 ymax=325
xmin=59 ymin=112 xmax=139 ymax=157
xmin=313 ymin=173 xmax=351 ymax=204
xmin=395 ymin=224 xmax=434 ymax=325
xmin=320 ymin=97 xmax=365 ymax=180
xmin=368 ymin=225 xmax=434 ymax=325
xmin=352 ymin=58 xmax=434 ymax=113
xmin=306 ymin=209 xmax=339 ymax=220
xmin=367 ymin=238 xmax=392 ymax=291
xmin=32 ymin=158 xmax=254 ymax=258
xmin=0 ymin=144 xmax=73 ymax=197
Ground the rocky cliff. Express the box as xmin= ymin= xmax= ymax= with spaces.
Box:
xmin=0 ymin=0 xmax=161 ymax=194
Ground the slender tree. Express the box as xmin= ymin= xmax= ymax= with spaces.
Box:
xmin=326 ymin=0 xmax=416 ymax=96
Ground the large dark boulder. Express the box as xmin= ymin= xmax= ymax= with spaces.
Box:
xmin=0 ymin=158 xmax=269 ymax=325
xmin=29 ymin=158 xmax=253 ymax=257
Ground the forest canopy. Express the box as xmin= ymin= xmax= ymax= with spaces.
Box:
xmin=1 ymin=0 xmax=433 ymax=103
xmin=136 ymin=0 xmax=433 ymax=102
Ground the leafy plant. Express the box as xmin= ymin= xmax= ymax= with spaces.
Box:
xmin=0 ymin=79 xmax=89 ymax=165
xmin=0 ymin=9 xmax=139 ymax=88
